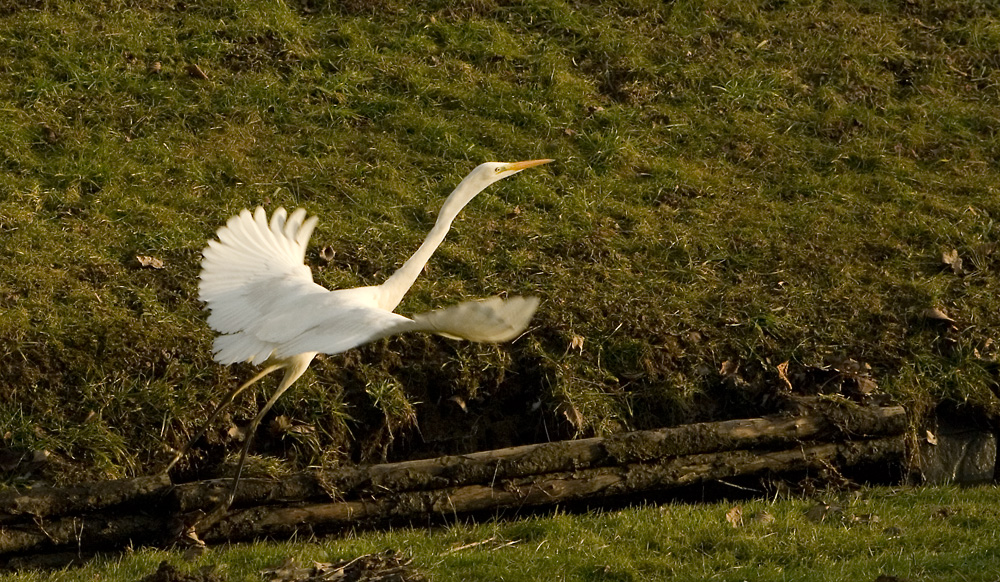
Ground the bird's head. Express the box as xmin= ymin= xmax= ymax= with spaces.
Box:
xmin=476 ymin=158 xmax=555 ymax=187
xmin=438 ymin=158 xmax=554 ymax=220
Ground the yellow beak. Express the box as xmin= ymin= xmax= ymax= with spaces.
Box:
xmin=504 ymin=158 xmax=555 ymax=172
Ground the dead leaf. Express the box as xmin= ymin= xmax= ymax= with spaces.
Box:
xmin=148 ymin=61 xmax=162 ymax=75
xmin=449 ymin=395 xmax=468 ymax=413
xmin=568 ymin=334 xmax=585 ymax=354
xmin=185 ymin=63 xmax=210 ymax=80
xmin=557 ymin=401 xmax=585 ymax=430
xmin=941 ymin=249 xmax=964 ymax=275
xmin=725 ymin=505 xmax=743 ymax=528
xmin=854 ymin=376 xmax=878 ymax=395
xmin=136 ymin=255 xmax=165 ymax=269
xmin=775 ymin=361 xmax=793 ymax=391
xmin=228 ymin=424 xmax=247 ymax=441
xmin=921 ymin=307 xmax=955 ymax=325
xmin=269 ymin=415 xmax=293 ymax=436
xmin=719 ymin=359 xmax=751 ymax=388
xmin=925 ymin=429 xmax=938 ymax=445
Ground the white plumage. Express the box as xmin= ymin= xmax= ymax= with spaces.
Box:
xmin=167 ymin=159 xmax=553 ymax=512
xmin=198 ymin=206 xmax=541 ymax=366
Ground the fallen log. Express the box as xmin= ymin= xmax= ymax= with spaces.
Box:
xmin=203 ymin=436 xmax=905 ymax=543
xmin=0 ymin=511 xmax=169 ymax=556
xmin=0 ymin=435 xmax=903 ymax=556
xmin=0 ymin=404 xmax=908 ymax=561
xmin=0 ymin=474 xmax=171 ymax=525
xmin=175 ymin=404 xmax=907 ymax=511
xmin=0 ymin=405 xmax=904 ymax=520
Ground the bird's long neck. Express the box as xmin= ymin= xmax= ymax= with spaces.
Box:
xmin=378 ymin=173 xmax=488 ymax=311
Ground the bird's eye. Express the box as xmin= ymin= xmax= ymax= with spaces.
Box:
xmin=495 ymin=166 xmax=505 ymax=173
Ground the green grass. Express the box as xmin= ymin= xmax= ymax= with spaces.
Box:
xmin=2 ymin=485 xmax=999 ymax=581
xmin=3 ymin=0 xmax=1000 ymax=482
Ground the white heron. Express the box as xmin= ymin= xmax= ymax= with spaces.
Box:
xmin=165 ymin=159 xmax=553 ymax=507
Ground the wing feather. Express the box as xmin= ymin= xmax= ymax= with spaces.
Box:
xmin=411 ymin=296 xmax=539 ymax=342
xmin=200 ymin=207 xmax=329 ymax=365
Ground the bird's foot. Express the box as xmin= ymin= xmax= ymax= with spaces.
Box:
xmin=170 ymin=498 xmax=232 ymax=546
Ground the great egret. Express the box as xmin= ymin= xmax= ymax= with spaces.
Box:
xmin=165 ymin=158 xmax=553 ymax=508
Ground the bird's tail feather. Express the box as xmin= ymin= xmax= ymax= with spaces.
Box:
xmin=411 ymin=296 xmax=539 ymax=342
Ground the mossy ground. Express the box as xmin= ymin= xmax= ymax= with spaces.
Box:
xmin=2 ymin=0 xmax=1000 ymax=483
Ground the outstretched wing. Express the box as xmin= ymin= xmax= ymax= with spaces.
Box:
xmin=270 ymin=295 xmax=539 ymax=358
xmin=411 ymin=296 xmax=540 ymax=342
xmin=199 ymin=206 xmax=329 ymax=365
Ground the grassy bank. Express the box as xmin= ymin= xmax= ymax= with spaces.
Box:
xmin=2 ymin=0 xmax=1000 ymax=482
xmin=2 ymin=485 xmax=999 ymax=581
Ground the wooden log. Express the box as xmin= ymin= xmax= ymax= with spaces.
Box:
xmin=0 ymin=436 xmax=903 ymax=557
xmin=0 ymin=405 xmax=908 ymax=559
xmin=0 ymin=512 xmax=170 ymax=556
xmin=203 ymin=436 xmax=904 ymax=543
xmin=176 ymin=405 xmax=907 ymax=511
xmin=0 ymin=474 xmax=172 ymax=524
xmin=0 ymin=405 xmax=905 ymax=518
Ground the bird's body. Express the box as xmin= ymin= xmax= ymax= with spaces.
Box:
xmin=166 ymin=159 xmax=552 ymax=511
xmin=199 ymin=207 xmax=540 ymax=368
